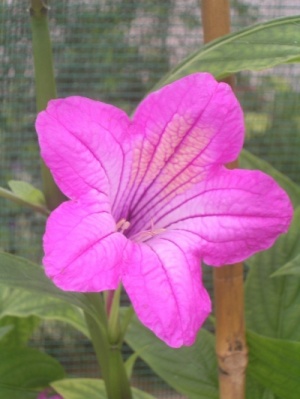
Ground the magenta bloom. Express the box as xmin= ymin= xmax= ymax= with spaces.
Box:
xmin=37 ymin=389 xmax=63 ymax=399
xmin=36 ymin=73 xmax=292 ymax=347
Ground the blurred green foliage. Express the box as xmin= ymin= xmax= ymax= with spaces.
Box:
xmin=0 ymin=0 xmax=174 ymax=258
xmin=240 ymin=74 xmax=300 ymax=184
xmin=52 ymin=0 xmax=172 ymax=111
xmin=1 ymin=0 xmax=300 ymax=293
xmin=1 ymin=1 xmax=300 ymax=396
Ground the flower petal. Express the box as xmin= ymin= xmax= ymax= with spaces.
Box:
xmin=125 ymin=73 xmax=244 ymax=230
xmin=35 ymin=97 xmax=132 ymax=211
xmin=122 ymin=236 xmax=211 ymax=347
xmin=43 ymin=191 xmax=128 ymax=291
xmin=150 ymin=168 xmax=293 ymax=266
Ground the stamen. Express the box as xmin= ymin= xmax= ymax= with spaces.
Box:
xmin=116 ymin=218 xmax=131 ymax=233
xmin=131 ymin=220 xmax=166 ymax=243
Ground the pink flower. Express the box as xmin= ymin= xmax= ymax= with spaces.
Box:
xmin=37 ymin=389 xmax=63 ymax=399
xmin=36 ymin=73 xmax=292 ymax=347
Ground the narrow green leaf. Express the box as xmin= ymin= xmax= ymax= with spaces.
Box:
xmin=106 ymin=285 xmax=122 ymax=344
xmin=53 ymin=379 xmax=107 ymax=399
xmin=0 ymin=325 xmax=14 ymax=340
xmin=124 ymin=352 xmax=140 ymax=380
xmin=245 ymin=207 xmax=300 ymax=340
xmin=240 ymin=149 xmax=300 ymax=208
xmin=125 ymin=316 xmax=218 ymax=399
xmin=0 ymin=347 xmax=65 ymax=399
xmin=247 ymin=330 xmax=300 ymax=399
xmin=124 ymin=348 xmax=148 ymax=380
xmin=0 ymin=252 xmax=95 ymax=317
xmin=272 ymin=253 xmax=300 ymax=277
xmin=156 ymin=15 xmax=300 ymax=88
xmin=52 ymin=378 xmax=156 ymax=399
xmin=8 ymin=180 xmax=46 ymax=206
xmin=120 ymin=306 xmax=134 ymax=343
xmin=0 ymin=186 xmax=49 ymax=216
xmin=0 ymin=286 xmax=88 ymax=338
xmin=0 ymin=315 xmax=40 ymax=348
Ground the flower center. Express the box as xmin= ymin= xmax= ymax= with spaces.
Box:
xmin=116 ymin=218 xmax=131 ymax=233
xmin=116 ymin=218 xmax=166 ymax=242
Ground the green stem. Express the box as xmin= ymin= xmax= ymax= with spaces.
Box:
xmin=84 ymin=294 xmax=111 ymax=390
xmin=85 ymin=294 xmax=133 ymax=399
xmin=29 ymin=4 xmax=132 ymax=398
xmin=29 ymin=0 xmax=65 ymax=210
xmin=108 ymin=347 xmax=133 ymax=399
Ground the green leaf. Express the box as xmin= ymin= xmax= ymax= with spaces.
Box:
xmin=52 ymin=378 xmax=156 ymax=399
xmin=247 ymin=330 xmax=300 ymax=399
xmin=0 ymin=185 xmax=49 ymax=216
xmin=0 ymin=251 xmax=95 ymax=317
xmin=0 ymin=325 xmax=14 ymax=340
xmin=156 ymin=15 xmax=300 ymax=87
xmin=0 ymin=386 xmax=36 ymax=399
xmin=8 ymin=180 xmax=46 ymax=206
xmin=246 ymin=374 xmax=275 ymax=399
xmin=125 ymin=316 xmax=218 ymax=399
xmin=0 ymin=315 xmax=40 ymax=348
xmin=106 ymin=284 xmax=122 ymax=344
xmin=120 ymin=306 xmax=134 ymax=343
xmin=245 ymin=207 xmax=300 ymax=340
xmin=240 ymin=149 xmax=300 ymax=208
xmin=124 ymin=349 xmax=147 ymax=380
xmin=0 ymin=347 xmax=65 ymax=399
xmin=272 ymin=253 xmax=300 ymax=277
xmin=0 ymin=286 xmax=89 ymax=337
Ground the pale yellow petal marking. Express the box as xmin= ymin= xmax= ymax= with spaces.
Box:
xmin=130 ymin=113 xmax=211 ymax=199
xmin=116 ymin=218 xmax=165 ymax=242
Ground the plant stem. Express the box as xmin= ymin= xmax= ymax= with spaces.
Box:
xmin=85 ymin=293 xmax=133 ymax=399
xmin=29 ymin=5 xmax=132 ymax=398
xmin=29 ymin=0 xmax=65 ymax=211
xmin=201 ymin=1 xmax=248 ymax=399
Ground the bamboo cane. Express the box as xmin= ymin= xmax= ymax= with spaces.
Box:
xmin=200 ymin=2 xmax=248 ymax=399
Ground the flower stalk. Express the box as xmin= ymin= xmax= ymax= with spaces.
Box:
xmin=84 ymin=293 xmax=133 ymax=399
xmin=201 ymin=1 xmax=248 ymax=398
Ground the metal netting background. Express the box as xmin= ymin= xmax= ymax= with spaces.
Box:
xmin=1 ymin=1 xmax=300 ymax=397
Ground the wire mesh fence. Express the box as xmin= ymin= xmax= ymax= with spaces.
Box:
xmin=1 ymin=0 xmax=300 ymax=397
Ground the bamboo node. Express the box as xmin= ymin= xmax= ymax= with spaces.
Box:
xmin=218 ymin=348 xmax=248 ymax=377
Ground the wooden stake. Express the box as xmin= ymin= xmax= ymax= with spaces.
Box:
xmin=200 ymin=2 xmax=248 ymax=399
